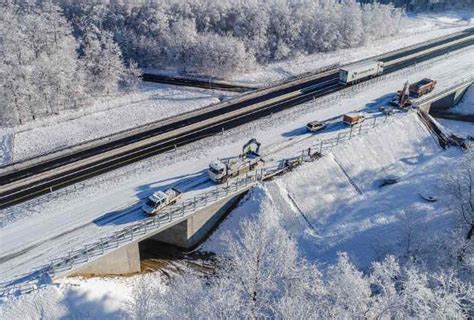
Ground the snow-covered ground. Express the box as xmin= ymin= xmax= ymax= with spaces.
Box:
xmin=438 ymin=119 xmax=474 ymax=137
xmin=0 ymin=275 xmax=165 ymax=319
xmin=203 ymin=112 xmax=450 ymax=271
xmin=230 ymin=11 xmax=474 ymax=86
xmin=449 ymin=83 xmax=474 ymax=115
xmin=0 ymin=83 xmax=232 ymax=166
xmin=1 ymin=47 xmax=472 ymax=289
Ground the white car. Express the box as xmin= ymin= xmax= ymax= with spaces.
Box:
xmin=306 ymin=121 xmax=327 ymax=132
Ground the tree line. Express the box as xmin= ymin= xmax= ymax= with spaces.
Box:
xmin=58 ymin=0 xmax=403 ymax=78
xmin=0 ymin=0 xmax=140 ymax=126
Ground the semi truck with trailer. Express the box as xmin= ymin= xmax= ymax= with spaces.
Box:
xmin=208 ymin=139 xmax=264 ymax=184
xmin=339 ymin=60 xmax=384 ymax=84
xmin=141 ymin=188 xmax=182 ymax=216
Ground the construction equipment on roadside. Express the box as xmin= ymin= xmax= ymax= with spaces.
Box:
xmin=142 ymin=188 xmax=182 ymax=216
xmin=389 ymin=81 xmax=412 ymax=109
xmin=208 ymin=138 xmax=264 ymax=184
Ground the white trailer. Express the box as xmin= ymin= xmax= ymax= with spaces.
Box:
xmin=141 ymin=188 xmax=182 ymax=216
xmin=339 ymin=60 xmax=384 ymax=84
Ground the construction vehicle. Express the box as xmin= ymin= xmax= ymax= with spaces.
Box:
xmin=208 ymin=138 xmax=264 ymax=184
xmin=409 ymin=78 xmax=437 ymax=98
xmin=141 ymin=188 xmax=182 ymax=216
xmin=339 ymin=60 xmax=384 ymax=84
xmin=343 ymin=114 xmax=365 ymax=126
xmin=306 ymin=120 xmax=327 ymax=132
xmin=389 ymin=81 xmax=413 ymax=109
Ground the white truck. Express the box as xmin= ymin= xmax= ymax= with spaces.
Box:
xmin=208 ymin=139 xmax=264 ymax=184
xmin=141 ymin=188 xmax=182 ymax=216
xmin=339 ymin=60 xmax=384 ymax=84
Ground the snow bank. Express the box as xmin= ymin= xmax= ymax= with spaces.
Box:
xmin=6 ymin=83 xmax=231 ymax=164
xmin=451 ymin=84 xmax=474 ymax=115
xmin=331 ymin=113 xmax=440 ymax=192
xmin=0 ymin=129 xmax=13 ymax=166
xmin=438 ymin=119 xmax=474 ymax=138
xmin=0 ymin=274 xmax=164 ymax=319
xmin=204 ymin=112 xmax=454 ymax=270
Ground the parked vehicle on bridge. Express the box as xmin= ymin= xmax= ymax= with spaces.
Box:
xmin=306 ymin=120 xmax=327 ymax=132
xmin=208 ymin=138 xmax=264 ymax=184
xmin=339 ymin=60 xmax=384 ymax=84
xmin=409 ymin=78 xmax=437 ymax=98
xmin=142 ymin=188 xmax=182 ymax=216
xmin=343 ymin=114 xmax=365 ymax=126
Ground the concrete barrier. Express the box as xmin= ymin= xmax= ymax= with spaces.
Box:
xmin=67 ymin=242 xmax=141 ymax=277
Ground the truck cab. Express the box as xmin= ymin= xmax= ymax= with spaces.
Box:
xmin=142 ymin=191 xmax=168 ymax=215
xmin=141 ymin=188 xmax=181 ymax=216
xmin=208 ymin=160 xmax=227 ymax=183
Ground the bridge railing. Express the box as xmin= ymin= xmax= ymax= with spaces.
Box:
xmin=0 ymin=172 xmax=262 ymax=298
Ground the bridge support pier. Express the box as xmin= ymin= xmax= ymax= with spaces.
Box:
xmin=67 ymin=242 xmax=141 ymax=277
xmin=152 ymin=189 xmax=249 ymax=249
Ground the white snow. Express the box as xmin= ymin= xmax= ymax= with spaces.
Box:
xmin=438 ymin=119 xmax=474 ymax=138
xmin=449 ymin=84 xmax=474 ymax=115
xmin=203 ymin=112 xmax=450 ymax=270
xmin=0 ymin=274 xmax=164 ymax=319
xmin=230 ymin=11 xmax=474 ymax=86
xmin=3 ymin=83 xmax=232 ymax=164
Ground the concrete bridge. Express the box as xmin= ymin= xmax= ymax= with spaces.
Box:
xmin=52 ymin=176 xmax=259 ymax=278
xmin=416 ymin=80 xmax=472 ymax=114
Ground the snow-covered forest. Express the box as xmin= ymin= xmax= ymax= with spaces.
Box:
xmin=60 ymin=0 xmax=403 ymax=74
xmin=0 ymin=0 xmax=404 ymax=126
xmin=0 ymin=1 xmax=141 ymax=126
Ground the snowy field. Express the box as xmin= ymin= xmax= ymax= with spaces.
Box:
xmin=0 ymin=83 xmax=232 ymax=166
xmin=230 ymin=11 xmax=474 ymax=86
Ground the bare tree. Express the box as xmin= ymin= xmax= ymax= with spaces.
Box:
xmin=446 ymin=150 xmax=474 ymax=262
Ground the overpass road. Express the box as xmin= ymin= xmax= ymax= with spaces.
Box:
xmin=0 ymin=28 xmax=473 ymax=208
